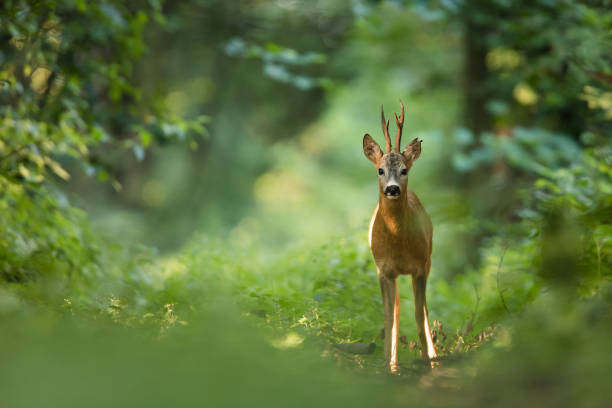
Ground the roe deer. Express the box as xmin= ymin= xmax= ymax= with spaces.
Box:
xmin=362 ymin=101 xmax=437 ymax=373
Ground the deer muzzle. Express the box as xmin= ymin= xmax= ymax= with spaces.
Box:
xmin=384 ymin=184 xmax=401 ymax=198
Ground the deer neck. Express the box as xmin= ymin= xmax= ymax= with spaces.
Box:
xmin=378 ymin=190 xmax=411 ymax=235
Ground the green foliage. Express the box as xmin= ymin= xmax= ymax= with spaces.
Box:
xmin=451 ymin=127 xmax=581 ymax=174
xmin=529 ymin=145 xmax=612 ymax=292
xmin=0 ymin=0 xmax=207 ymax=178
xmin=0 ymin=0 xmax=207 ymax=288
xmin=224 ymin=38 xmax=331 ymax=90
xmin=0 ymin=179 xmax=101 ymax=285
xmin=460 ymin=0 xmax=612 ymax=136
xmin=1 ymin=1 xmax=612 ymax=407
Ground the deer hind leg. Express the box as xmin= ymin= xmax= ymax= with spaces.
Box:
xmin=379 ymin=273 xmax=400 ymax=373
xmin=412 ymin=274 xmax=437 ymax=361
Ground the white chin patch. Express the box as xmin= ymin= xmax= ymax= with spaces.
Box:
xmin=385 ymin=195 xmax=399 ymax=200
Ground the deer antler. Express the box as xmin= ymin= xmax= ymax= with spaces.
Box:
xmin=381 ymin=105 xmax=391 ymax=153
xmin=394 ymin=100 xmax=404 ymax=153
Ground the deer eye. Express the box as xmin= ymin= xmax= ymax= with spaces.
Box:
xmin=400 ymin=168 xmax=407 ymax=176
xmin=378 ymin=168 xmax=384 ymax=176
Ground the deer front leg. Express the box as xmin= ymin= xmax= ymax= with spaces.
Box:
xmin=379 ymin=273 xmax=400 ymax=373
xmin=411 ymin=274 xmax=437 ymax=361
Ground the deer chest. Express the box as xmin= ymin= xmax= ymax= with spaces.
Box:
xmin=368 ymin=208 xmax=431 ymax=277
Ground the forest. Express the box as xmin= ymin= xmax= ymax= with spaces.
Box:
xmin=1 ymin=0 xmax=611 ymax=406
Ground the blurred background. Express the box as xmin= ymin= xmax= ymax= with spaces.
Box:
xmin=1 ymin=0 xmax=611 ymax=407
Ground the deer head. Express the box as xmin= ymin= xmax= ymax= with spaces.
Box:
xmin=363 ymin=100 xmax=422 ymax=200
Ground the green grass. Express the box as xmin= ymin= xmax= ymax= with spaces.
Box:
xmin=1 ymin=146 xmax=611 ymax=407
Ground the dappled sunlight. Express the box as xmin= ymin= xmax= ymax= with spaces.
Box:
xmin=1 ymin=0 xmax=611 ymax=407
xmin=513 ymin=82 xmax=539 ymax=106
xmin=270 ymin=332 xmax=305 ymax=349
xmin=254 ymin=170 xmax=310 ymax=208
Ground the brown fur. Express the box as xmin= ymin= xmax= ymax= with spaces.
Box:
xmin=369 ymin=189 xmax=432 ymax=279
xmin=363 ymin=108 xmax=437 ymax=373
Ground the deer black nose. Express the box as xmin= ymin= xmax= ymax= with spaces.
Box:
xmin=384 ymin=185 xmax=400 ymax=196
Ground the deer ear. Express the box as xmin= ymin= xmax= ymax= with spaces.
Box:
xmin=363 ymin=134 xmax=383 ymax=163
xmin=402 ymin=137 xmax=421 ymax=163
